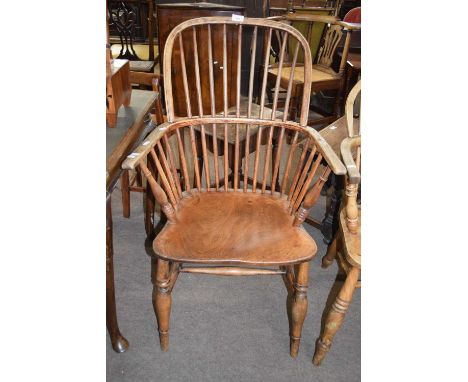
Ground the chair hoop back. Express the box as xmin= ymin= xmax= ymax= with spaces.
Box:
xmin=162 ymin=16 xmax=313 ymax=126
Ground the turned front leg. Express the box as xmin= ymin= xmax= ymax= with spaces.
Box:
xmin=290 ymin=261 xmax=309 ymax=357
xmin=312 ymin=266 xmax=360 ymax=366
xmin=153 ymin=259 xmax=172 ymax=351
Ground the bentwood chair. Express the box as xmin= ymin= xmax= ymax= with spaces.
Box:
xmin=267 ymin=14 xmax=360 ymax=127
xmin=312 ymin=80 xmax=361 ymax=365
xmin=122 ymin=16 xmax=345 ymax=357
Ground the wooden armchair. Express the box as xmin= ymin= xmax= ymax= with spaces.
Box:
xmin=312 ymin=80 xmax=361 ymax=365
xmin=122 ymin=16 xmax=346 ymax=357
xmin=267 ymin=14 xmax=360 ymax=127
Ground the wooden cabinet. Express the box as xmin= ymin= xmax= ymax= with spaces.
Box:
xmin=157 ymin=3 xmax=245 ymax=117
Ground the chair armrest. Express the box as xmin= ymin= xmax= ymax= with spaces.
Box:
xmin=305 ymin=126 xmax=347 ymax=175
xmin=121 ymin=121 xmax=172 ymax=171
xmin=340 ymin=136 xmax=361 ymax=184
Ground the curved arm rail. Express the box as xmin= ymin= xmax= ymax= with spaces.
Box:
xmin=340 ymin=136 xmax=361 ymax=184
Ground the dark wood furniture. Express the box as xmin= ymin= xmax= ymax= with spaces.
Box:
xmin=122 ymin=16 xmax=346 ymax=357
xmin=313 ymin=80 xmax=361 ymax=365
xmin=269 ymin=0 xmax=343 ymax=17
xmin=106 ymin=89 xmax=160 ymax=353
xmin=106 ymin=59 xmax=132 ymax=128
xmin=157 ymin=2 xmax=245 ymax=117
xmin=108 ymin=0 xmax=157 ymax=72
xmin=267 ymin=14 xmax=360 ymax=127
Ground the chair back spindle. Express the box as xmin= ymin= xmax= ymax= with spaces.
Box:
xmin=122 ymin=17 xmax=346 ymax=228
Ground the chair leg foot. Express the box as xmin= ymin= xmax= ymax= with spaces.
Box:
xmin=111 ymin=334 xmax=129 ymax=353
xmin=158 ymin=331 xmax=169 ymax=352
xmin=322 ymin=236 xmax=338 ymax=269
xmin=290 ymin=337 xmax=301 ymax=358
xmin=289 ymin=262 xmax=309 ymax=358
xmin=312 ymin=338 xmax=330 ymax=366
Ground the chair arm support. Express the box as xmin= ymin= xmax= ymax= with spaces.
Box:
xmin=340 ymin=136 xmax=361 ymax=184
xmin=293 ymin=166 xmax=331 ymax=226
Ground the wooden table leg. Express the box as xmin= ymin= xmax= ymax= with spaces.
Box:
xmin=321 ymin=173 xmax=344 ymax=244
xmin=106 ymin=194 xmax=129 ymax=353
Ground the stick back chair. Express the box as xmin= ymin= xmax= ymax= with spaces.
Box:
xmin=312 ymin=80 xmax=361 ymax=365
xmin=122 ymin=16 xmax=346 ymax=357
xmin=267 ymin=14 xmax=360 ymax=127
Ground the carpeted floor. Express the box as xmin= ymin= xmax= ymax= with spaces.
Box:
xmin=107 ymin=185 xmax=360 ymax=382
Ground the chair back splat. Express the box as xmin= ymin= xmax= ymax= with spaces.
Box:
xmin=123 ymin=16 xmax=345 ymax=228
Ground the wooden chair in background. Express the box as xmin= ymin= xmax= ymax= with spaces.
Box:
xmin=108 ymin=0 xmax=157 ymax=74
xmin=106 ymin=59 xmax=132 ymax=128
xmin=341 ymin=6 xmax=361 ymax=106
xmin=122 ymin=16 xmax=346 ymax=357
xmin=106 ymin=15 xmax=132 ymax=128
xmin=312 ymin=80 xmax=361 ymax=365
xmin=269 ymin=1 xmax=344 ymax=17
xmin=120 ymin=72 xmax=164 ymax=220
xmin=267 ymin=14 xmax=360 ymax=127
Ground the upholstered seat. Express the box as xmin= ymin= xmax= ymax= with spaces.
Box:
xmin=153 ymin=192 xmax=318 ymax=266
xmin=268 ymin=65 xmax=340 ymax=85
xmin=129 ymin=60 xmax=155 ymax=72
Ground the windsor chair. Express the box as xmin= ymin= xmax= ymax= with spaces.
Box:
xmin=312 ymin=80 xmax=361 ymax=365
xmin=122 ymin=16 xmax=346 ymax=357
xmin=267 ymin=14 xmax=360 ymax=126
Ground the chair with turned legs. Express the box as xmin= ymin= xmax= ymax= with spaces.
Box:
xmin=312 ymin=80 xmax=361 ymax=365
xmin=122 ymin=16 xmax=346 ymax=357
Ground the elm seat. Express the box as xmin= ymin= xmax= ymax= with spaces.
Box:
xmin=153 ymin=192 xmax=318 ymax=266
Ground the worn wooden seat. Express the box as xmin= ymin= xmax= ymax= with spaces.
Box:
xmin=122 ymin=17 xmax=346 ymax=358
xmin=154 ymin=191 xmax=317 ymax=265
